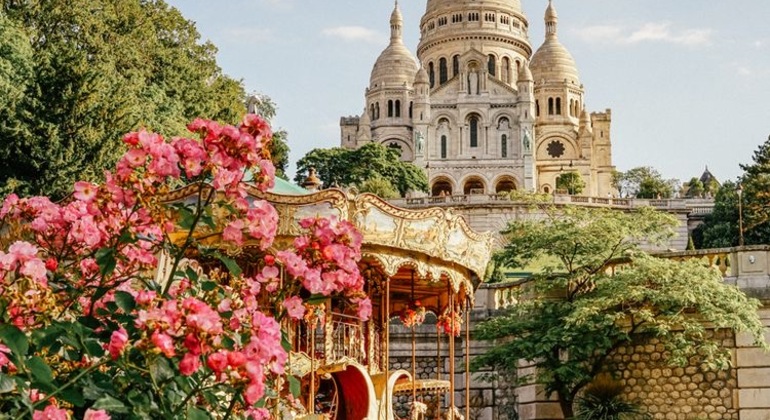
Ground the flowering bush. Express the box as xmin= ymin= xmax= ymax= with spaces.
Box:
xmin=436 ymin=306 xmax=463 ymax=337
xmin=0 ymin=115 xmax=370 ymax=418
xmin=398 ymin=300 xmax=426 ymax=328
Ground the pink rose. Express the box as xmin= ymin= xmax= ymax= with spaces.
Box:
xmin=206 ymin=351 xmax=229 ymax=374
xmin=33 ymin=405 xmax=70 ymax=420
xmin=179 ymin=352 xmax=200 ymax=376
xmin=83 ymin=409 xmax=111 ymax=420
xmin=282 ymin=296 xmax=306 ymax=320
xmin=73 ymin=181 xmax=98 ymax=203
xmin=355 ymin=297 xmax=372 ymax=321
xmin=151 ymin=331 xmax=175 ymax=358
xmin=107 ymin=327 xmax=129 ymax=360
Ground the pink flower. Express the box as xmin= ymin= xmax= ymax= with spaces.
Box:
xmin=245 ymin=408 xmax=270 ymax=419
xmin=244 ymin=381 xmax=265 ymax=405
xmin=222 ymin=219 xmax=244 ymax=245
xmin=33 ymin=405 xmax=70 ymax=420
xmin=44 ymin=258 xmax=58 ymax=272
xmin=151 ymin=331 xmax=175 ymax=358
xmin=206 ymin=351 xmax=229 ymax=374
xmin=0 ymin=344 xmax=14 ymax=371
xmin=8 ymin=241 xmax=38 ymax=264
xmin=179 ymin=352 xmax=200 ymax=376
xmin=21 ymin=259 xmax=47 ymax=285
xmin=282 ymin=296 xmax=306 ymax=320
xmin=227 ymin=351 xmax=246 ymax=368
xmin=107 ymin=327 xmax=129 ymax=360
xmin=73 ymin=181 xmax=98 ymax=203
xmin=355 ymin=297 xmax=372 ymax=321
xmin=123 ymin=149 xmax=147 ymax=168
xmin=83 ymin=409 xmax=111 ymax=420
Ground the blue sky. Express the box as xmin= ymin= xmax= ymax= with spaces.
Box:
xmin=166 ymin=0 xmax=770 ymax=185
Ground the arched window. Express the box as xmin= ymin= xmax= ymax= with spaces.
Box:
xmin=441 ymin=135 xmax=447 ymax=159
xmin=428 ymin=62 xmax=435 ymax=88
xmin=501 ymin=134 xmax=508 ymax=158
xmin=370 ymin=104 xmax=375 ymax=120
xmin=375 ymin=103 xmax=380 ymax=119
xmin=501 ymin=57 xmax=510 ymax=83
xmin=395 ymin=100 xmax=401 ymax=117
xmin=556 ymin=98 xmax=562 ymax=115
xmin=387 ymin=100 xmax=394 ymax=118
xmin=409 ymin=102 xmax=413 ymax=119
xmin=488 ymin=55 xmax=496 ymax=77
xmin=536 ymin=100 xmax=540 ymax=117
xmin=439 ymin=58 xmax=448 ymax=84
xmin=569 ymin=99 xmax=574 ymax=116
xmin=452 ymin=55 xmax=460 ymax=77
xmin=548 ymin=98 xmax=554 ymax=115
xmin=469 ymin=116 xmax=479 ymax=148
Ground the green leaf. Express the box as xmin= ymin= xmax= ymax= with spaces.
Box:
xmin=150 ymin=357 xmax=175 ymax=383
xmin=306 ymin=294 xmax=327 ymax=305
xmin=59 ymin=386 xmax=86 ymax=407
xmin=185 ymin=266 xmax=200 ymax=282
xmin=27 ymin=356 xmax=54 ymax=384
xmin=177 ymin=206 xmax=196 ymax=230
xmin=0 ymin=373 xmax=16 ymax=394
xmin=93 ymin=395 xmax=129 ymax=413
xmin=200 ymin=281 xmax=217 ymax=292
xmin=0 ymin=324 xmax=28 ymax=361
xmin=281 ymin=331 xmax=291 ymax=352
xmin=188 ymin=406 xmax=212 ymax=420
xmin=95 ymin=247 xmax=117 ymax=277
xmin=288 ymin=375 xmax=301 ymax=398
xmin=114 ymin=291 xmax=136 ymax=312
xmin=215 ymin=253 xmax=242 ymax=277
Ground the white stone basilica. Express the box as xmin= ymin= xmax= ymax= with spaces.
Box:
xmin=340 ymin=0 xmax=615 ymax=196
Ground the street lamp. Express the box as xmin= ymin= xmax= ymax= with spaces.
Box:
xmin=737 ymin=183 xmax=744 ymax=247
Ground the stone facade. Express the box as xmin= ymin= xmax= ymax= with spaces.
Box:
xmin=341 ymin=0 xmax=615 ymax=197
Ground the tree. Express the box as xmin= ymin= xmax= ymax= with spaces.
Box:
xmin=358 ymin=176 xmax=400 ymax=199
xmin=695 ymin=180 xmax=740 ymax=248
xmin=739 ymin=135 xmax=770 ymax=244
xmin=0 ymin=0 xmax=247 ymax=199
xmin=294 ymin=142 xmax=429 ymax=197
xmin=614 ymin=167 xmax=676 ymax=199
xmin=247 ymin=94 xmax=290 ymax=179
xmin=683 ymin=177 xmax=705 ymax=198
xmin=556 ymin=172 xmax=585 ymax=195
xmin=473 ymin=204 xmax=766 ymax=418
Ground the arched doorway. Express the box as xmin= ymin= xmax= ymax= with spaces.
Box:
xmin=463 ymin=177 xmax=486 ymax=195
xmin=495 ymin=177 xmax=517 ymax=193
xmin=431 ymin=178 xmax=453 ymax=196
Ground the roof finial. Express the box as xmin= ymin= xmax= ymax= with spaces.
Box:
xmin=545 ymin=0 xmax=559 ymax=37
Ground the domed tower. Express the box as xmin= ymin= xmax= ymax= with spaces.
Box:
xmin=364 ymin=1 xmax=419 ymax=161
xmin=413 ymin=0 xmax=536 ymax=196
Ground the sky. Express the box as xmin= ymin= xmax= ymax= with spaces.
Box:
xmin=166 ymin=0 xmax=770 ymax=185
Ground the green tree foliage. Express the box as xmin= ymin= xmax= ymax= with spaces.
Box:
xmin=556 ymin=171 xmax=586 ymax=195
xmin=614 ymin=167 xmax=676 ymax=199
xmin=0 ymin=0 xmax=247 ymax=198
xmin=694 ymin=181 xmax=740 ymax=249
xmin=684 ymin=177 xmax=705 ymax=198
xmin=575 ymin=374 xmax=648 ymax=420
xmin=246 ymin=94 xmax=290 ymax=179
xmin=473 ymin=204 xmax=767 ymax=418
xmin=294 ymin=142 xmax=429 ymax=197
xmin=357 ymin=176 xmax=400 ymax=199
xmin=739 ymin=135 xmax=770 ymax=244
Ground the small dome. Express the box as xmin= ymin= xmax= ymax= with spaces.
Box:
xmin=414 ymin=65 xmax=429 ymax=84
xmin=530 ymin=1 xmax=580 ymax=85
xmin=370 ymin=2 xmax=418 ymax=88
xmin=518 ymin=62 xmax=533 ymax=82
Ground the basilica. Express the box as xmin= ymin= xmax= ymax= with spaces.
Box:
xmin=340 ymin=0 xmax=615 ymax=197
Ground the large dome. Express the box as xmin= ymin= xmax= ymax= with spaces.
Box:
xmin=530 ymin=0 xmax=580 ymax=85
xmin=426 ymin=0 xmax=522 ymax=14
xmin=370 ymin=3 xmax=418 ymax=88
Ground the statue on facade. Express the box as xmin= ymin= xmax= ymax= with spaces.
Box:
xmin=415 ymin=130 xmax=424 ymax=153
xmin=468 ymin=70 xmax=479 ymax=95
xmin=522 ymin=127 xmax=531 ymax=152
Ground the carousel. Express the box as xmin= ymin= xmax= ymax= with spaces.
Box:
xmin=161 ymin=181 xmax=495 ymax=420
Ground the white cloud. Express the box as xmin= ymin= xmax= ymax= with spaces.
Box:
xmin=261 ymin=0 xmax=294 ymax=11
xmin=321 ymin=26 xmax=384 ymax=44
xmin=575 ymin=22 xmax=712 ymax=47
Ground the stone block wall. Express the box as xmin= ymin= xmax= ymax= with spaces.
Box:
xmin=608 ymin=332 xmax=739 ymax=419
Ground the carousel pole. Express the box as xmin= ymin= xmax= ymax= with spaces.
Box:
xmin=465 ymin=297 xmax=471 ymax=420
xmin=310 ymin=323 xmax=315 ymax=414
xmin=385 ymin=277 xmax=391 ymax=420
xmin=411 ymin=270 xmax=417 ymax=403
xmin=449 ymin=284 xmax=456 ymax=419
xmin=436 ymin=330 xmax=441 ymax=420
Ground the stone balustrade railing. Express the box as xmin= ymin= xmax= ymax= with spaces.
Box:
xmin=392 ymin=194 xmax=715 ymax=215
xmin=477 ymin=246 xmax=770 ymax=311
